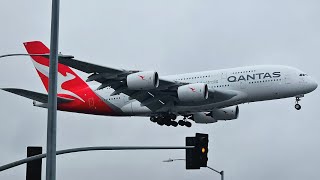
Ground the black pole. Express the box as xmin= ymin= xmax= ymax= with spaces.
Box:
xmin=26 ymin=147 xmax=42 ymax=180
xmin=221 ymin=170 xmax=224 ymax=180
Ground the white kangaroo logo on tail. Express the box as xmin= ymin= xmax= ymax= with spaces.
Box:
xmin=32 ymin=60 xmax=85 ymax=102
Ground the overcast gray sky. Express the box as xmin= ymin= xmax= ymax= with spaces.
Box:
xmin=0 ymin=0 xmax=319 ymax=179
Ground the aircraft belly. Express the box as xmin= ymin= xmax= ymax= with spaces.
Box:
xmin=246 ymin=82 xmax=297 ymax=102
xmin=126 ymin=96 xmax=244 ymax=115
xmin=126 ymin=101 xmax=152 ymax=116
xmin=246 ymin=86 xmax=275 ymax=101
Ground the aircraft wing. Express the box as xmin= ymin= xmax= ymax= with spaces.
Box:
xmin=1 ymin=88 xmax=73 ymax=104
xmin=58 ymin=57 xmax=238 ymax=112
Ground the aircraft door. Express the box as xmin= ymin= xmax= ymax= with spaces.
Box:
xmin=284 ymin=73 xmax=292 ymax=84
xmin=88 ymin=98 xmax=95 ymax=108
xmin=220 ymin=72 xmax=227 ymax=80
xmin=239 ymin=81 xmax=246 ymax=89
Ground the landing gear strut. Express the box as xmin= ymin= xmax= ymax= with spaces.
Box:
xmin=177 ymin=117 xmax=192 ymax=127
xmin=150 ymin=114 xmax=192 ymax=128
xmin=295 ymin=96 xmax=302 ymax=110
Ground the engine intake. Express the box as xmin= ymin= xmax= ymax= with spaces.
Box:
xmin=127 ymin=71 xmax=159 ymax=90
xmin=177 ymin=83 xmax=208 ymax=102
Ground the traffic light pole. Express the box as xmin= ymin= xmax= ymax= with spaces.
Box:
xmin=0 ymin=0 xmax=62 ymax=178
xmin=0 ymin=146 xmax=194 ymax=172
xmin=46 ymin=0 xmax=60 ymax=179
xmin=163 ymin=158 xmax=224 ymax=180
xmin=206 ymin=166 xmax=224 ymax=180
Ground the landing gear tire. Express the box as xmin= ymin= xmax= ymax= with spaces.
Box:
xmin=178 ymin=120 xmax=185 ymax=126
xmin=150 ymin=116 xmax=157 ymax=123
xmin=164 ymin=120 xmax=172 ymax=126
xmin=157 ymin=122 xmax=164 ymax=126
xmin=169 ymin=114 xmax=177 ymax=120
xmin=295 ymin=104 xmax=301 ymax=110
xmin=171 ymin=121 xmax=178 ymax=127
xmin=185 ymin=121 xmax=192 ymax=127
xmin=157 ymin=118 xmax=165 ymax=126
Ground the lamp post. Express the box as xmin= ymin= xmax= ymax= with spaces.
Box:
xmin=0 ymin=1 xmax=60 ymax=180
xmin=46 ymin=0 xmax=60 ymax=179
xmin=163 ymin=158 xmax=224 ymax=180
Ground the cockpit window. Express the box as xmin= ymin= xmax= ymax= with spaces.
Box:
xmin=299 ymin=74 xmax=307 ymax=76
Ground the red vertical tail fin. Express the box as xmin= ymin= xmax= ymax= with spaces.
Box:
xmin=23 ymin=41 xmax=114 ymax=115
xmin=23 ymin=41 xmax=87 ymax=102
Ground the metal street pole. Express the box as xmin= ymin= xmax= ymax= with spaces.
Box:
xmin=207 ymin=166 xmax=224 ymax=180
xmin=163 ymin=158 xmax=224 ymax=180
xmin=0 ymin=146 xmax=194 ymax=172
xmin=221 ymin=170 xmax=224 ymax=180
xmin=47 ymin=0 xmax=60 ymax=179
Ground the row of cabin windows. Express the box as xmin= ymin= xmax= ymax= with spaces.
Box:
xmin=249 ymin=79 xmax=282 ymax=84
xmin=213 ymin=84 xmax=230 ymax=88
xmin=108 ymin=97 xmax=121 ymax=100
xmin=176 ymin=75 xmax=211 ymax=81
xmin=176 ymin=70 xmax=258 ymax=81
xmin=232 ymin=70 xmax=256 ymax=74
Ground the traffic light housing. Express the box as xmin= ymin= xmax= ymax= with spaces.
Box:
xmin=197 ymin=133 xmax=208 ymax=167
xmin=26 ymin=147 xmax=42 ymax=180
xmin=186 ymin=133 xmax=209 ymax=169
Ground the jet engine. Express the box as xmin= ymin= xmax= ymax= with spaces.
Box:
xmin=127 ymin=71 xmax=159 ymax=90
xmin=177 ymin=83 xmax=209 ymax=102
xmin=192 ymin=106 xmax=239 ymax=124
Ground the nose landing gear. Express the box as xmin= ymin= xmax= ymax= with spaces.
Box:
xmin=295 ymin=96 xmax=303 ymax=110
xmin=295 ymin=104 xmax=301 ymax=110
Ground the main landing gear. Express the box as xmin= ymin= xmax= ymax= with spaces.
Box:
xmin=150 ymin=114 xmax=192 ymax=128
xmin=295 ymin=96 xmax=303 ymax=110
xmin=178 ymin=118 xmax=192 ymax=127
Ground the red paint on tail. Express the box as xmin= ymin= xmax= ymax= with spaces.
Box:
xmin=23 ymin=41 xmax=114 ymax=115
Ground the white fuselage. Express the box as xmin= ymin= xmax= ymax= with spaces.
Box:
xmin=94 ymin=65 xmax=317 ymax=116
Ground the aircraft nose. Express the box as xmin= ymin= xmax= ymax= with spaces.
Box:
xmin=309 ymin=78 xmax=318 ymax=91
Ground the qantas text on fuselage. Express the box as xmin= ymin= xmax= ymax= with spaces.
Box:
xmin=227 ymin=72 xmax=281 ymax=82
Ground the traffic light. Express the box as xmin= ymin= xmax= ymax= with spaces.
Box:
xmin=26 ymin=147 xmax=42 ymax=180
xmin=186 ymin=136 xmax=199 ymax=169
xmin=186 ymin=133 xmax=209 ymax=169
xmin=196 ymin=133 xmax=208 ymax=167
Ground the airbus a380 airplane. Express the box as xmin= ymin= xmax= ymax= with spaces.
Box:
xmin=2 ymin=41 xmax=318 ymax=127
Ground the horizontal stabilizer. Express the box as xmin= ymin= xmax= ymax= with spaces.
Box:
xmin=1 ymin=88 xmax=74 ymax=103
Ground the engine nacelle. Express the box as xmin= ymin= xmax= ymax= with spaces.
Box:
xmin=127 ymin=71 xmax=159 ymax=90
xmin=192 ymin=112 xmax=218 ymax=124
xmin=192 ymin=106 xmax=239 ymax=124
xmin=177 ymin=83 xmax=209 ymax=102
xmin=211 ymin=106 xmax=239 ymax=120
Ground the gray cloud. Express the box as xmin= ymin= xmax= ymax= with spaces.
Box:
xmin=0 ymin=0 xmax=319 ymax=179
